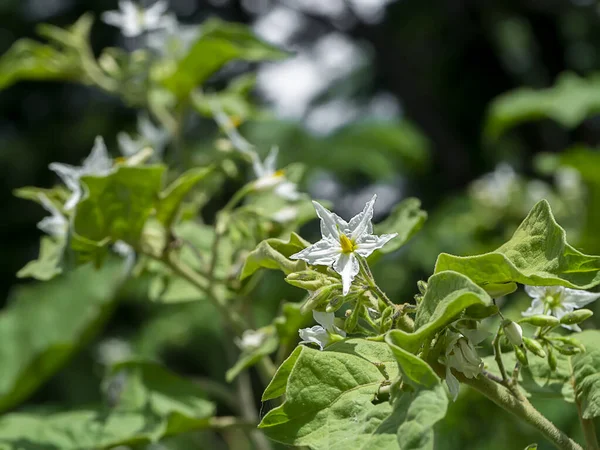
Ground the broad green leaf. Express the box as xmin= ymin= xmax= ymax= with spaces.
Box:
xmin=162 ymin=18 xmax=287 ymax=98
xmin=0 ymin=39 xmax=79 ymax=90
xmin=156 ymin=166 xmax=213 ymax=228
xmin=435 ymin=200 xmax=600 ymax=294
xmin=74 ymin=165 xmax=166 ymax=246
xmin=385 ymin=271 xmax=492 ymax=356
xmin=0 ymin=361 xmax=215 ymax=449
xmin=240 ymin=232 xmax=309 ymax=280
xmin=385 ymin=331 xmax=441 ymax=389
xmin=373 ymin=198 xmax=427 ymax=255
xmin=259 ymin=339 xmax=400 ymax=448
xmin=394 ymin=384 xmax=448 ymax=450
xmin=225 ymin=326 xmax=278 ymax=382
xmin=571 ymin=330 xmax=600 ymax=419
xmin=485 ymin=72 xmax=600 ymax=140
xmin=0 ymin=260 xmax=125 ymax=413
xmin=260 ymin=340 xmax=447 ymax=449
xmin=17 ymin=236 xmax=64 ymax=281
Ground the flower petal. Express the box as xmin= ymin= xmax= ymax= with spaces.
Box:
xmin=562 ymin=287 xmax=600 ymax=308
xmin=355 ymin=233 xmax=397 ymax=257
xmin=445 ymin=367 xmax=460 ymax=401
xmin=521 ymin=298 xmax=545 ymax=317
xmin=274 ymin=181 xmax=300 ymax=200
xmin=524 ymin=285 xmax=551 ymax=299
xmin=290 ymin=238 xmax=340 ymax=266
xmin=264 ymin=146 xmax=279 ymax=174
xmin=82 ymin=136 xmax=112 ymax=176
xmin=298 ymin=325 xmax=329 ymax=350
xmin=313 ymin=311 xmax=335 ymax=331
xmin=348 ymin=194 xmax=376 ymax=240
xmin=312 ymin=201 xmax=347 ymax=240
xmin=334 ymin=252 xmax=359 ymax=296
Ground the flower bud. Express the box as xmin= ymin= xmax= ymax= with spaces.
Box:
xmin=417 ymin=280 xmax=428 ymax=295
xmin=522 ymin=337 xmax=546 ymax=358
xmin=344 ymin=306 xmax=361 ymax=333
xmin=559 ymin=309 xmax=594 ymax=325
xmin=519 ymin=315 xmax=560 ymax=327
xmin=301 ymin=285 xmax=338 ymax=313
xmin=547 ymin=347 xmax=557 ymax=371
xmin=286 ymin=271 xmax=335 ymax=291
xmin=553 ymin=344 xmax=582 ymax=356
xmin=514 ymin=345 xmax=529 ymax=366
xmin=549 ymin=336 xmax=585 ymax=351
xmin=325 ymin=296 xmax=344 ymax=313
xmin=502 ymin=320 xmax=523 ymax=346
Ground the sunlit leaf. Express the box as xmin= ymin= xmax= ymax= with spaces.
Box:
xmin=17 ymin=236 xmax=64 ymax=281
xmin=240 ymin=232 xmax=309 ymax=280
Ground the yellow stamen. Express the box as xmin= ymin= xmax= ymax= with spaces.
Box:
xmin=274 ymin=169 xmax=285 ymax=177
xmin=339 ymin=234 xmax=356 ymax=254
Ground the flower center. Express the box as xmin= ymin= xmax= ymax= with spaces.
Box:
xmin=544 ymin=293 xmax=561 ymax=309
xmin=339 ymin=234 xmax=356 ymax=254
xmin=274 ymin=169 xmax=285 ymax=178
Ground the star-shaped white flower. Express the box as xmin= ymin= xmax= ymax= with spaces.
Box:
xmin=523 ymin=285 xmax=600 ymax=332
xmin=235 ymin=329 xmax=267 ymax=351
xmin=118 ymin=115 xmax=170 ymax=159
xmin=49 ymin=137 xmax=113 ymax=210
xmin=252 ymin=147 xmax=300 ymax=200
xmin=37 ymin=194 xmax=68 ymax=238
xmin=102 ymin=0 xmax=170 ymax=38
xmin=298 ymin=311 xmax=346 ymax=350
xmin=290 ymin=195 xmax=396 ymax=295
xmin=442 ymin=327 xmax=488 ymax=401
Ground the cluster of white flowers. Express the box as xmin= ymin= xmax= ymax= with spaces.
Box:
xmin=291 ymin=194 xmax=397 ymax=295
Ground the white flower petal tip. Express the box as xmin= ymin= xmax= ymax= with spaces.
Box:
xmin=102 ymin=0 xmax=171 ymax=38
xmin=299 ymin=311 xmax=346 ymax=350
xmin=292 ymin=195 xmax=395 ymax=295
xmin=523 ymin=285 xmax=600 ymax=332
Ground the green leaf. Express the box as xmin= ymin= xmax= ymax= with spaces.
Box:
xmin=74 ymin=165 xmax=166 ymax=246
xmin=161 ymin=18 xmax=287 ymax=98
xmin=156 ymin=166 xmax=213 ymax=229
xmin=385 ymin=331 xmax=441 ymax=389
xmin=485 ymin=72 xmax=600 ymax=140
xmin=0 ymin=39 xmax=79 ymax=90
xmin=0 ymin=361 xmax=215 ymax=449
xmin=240 ymin=232 xmax=310 ymax=280
xmin=0 ymin=260 xmax=125 ymax=413
xmin=434 ymin=200 xmax=600 ymax=294
xmin=225 ymin=326 xmax=278 ymax=382
xmin=385 ymin=271 xmax=492 ymax=358
xmin=571 ymin=330 xmax=600 ymax=419
xmin=17 ymin=236 xmax=64 ymax=281
xmin=373 ymin=198 xmax=427 ymax=255
xmin=260 ymin=340 xmax=447 ymax=449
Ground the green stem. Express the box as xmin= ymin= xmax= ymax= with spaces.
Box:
xmin=208 ymin=416 xmax=258 ymax=431
xmin=574 ymin=377 xmax=600 ymax=450
xmin=237 ymin=371 xmax=273 ymax=450
xmin=493 ymin=326 xmax=509 ymax=383
xmin=464 ymin=376 xmax=583 ymax=450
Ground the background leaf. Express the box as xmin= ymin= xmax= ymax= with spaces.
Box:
xmin=373 ymin=197 xmax=427 ymax=255
xmin=240 ymin=232 xmax=309 ymax=280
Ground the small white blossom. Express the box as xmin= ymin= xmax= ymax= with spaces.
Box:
xmin=471 ymin=163 xmax=517 ymax=209
xmin=442 ymin=328 xmax=487 ymax=401
xmin=49 ymin=137 xmax=113 ymax=210
xmin=118 ymin=115 xmax=170 ymax=159
xmin=113 ymin=240 xmax=136 ymax=272
xmin=523 ymin=285 xmax=600 ymax=332
xmin=37 ymin=194 xmax=68 ymax=238
xmin=272 ymin=206 xmax=298 ymax=223
xmin=102 ymin=0 xmax=170 ymax=38
xmin=503 ymin=320 xmax=523 ymax=346
xmin=298 ymin=310 xmax=346 ymax=350
xmin=211 ymin=102 xmax=254 ymax=155
xmin=290 ymin=195 xmax=397 ymax=295
xmin=96 ymin=338 xmax=132 ymax=366
xmin=235 ymin=329 xmax=267 ymax=351
xmin=252 ymin=147 xmax=300 ymax=200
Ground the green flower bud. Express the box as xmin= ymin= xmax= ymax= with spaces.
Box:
xmin=502 ymin=320 xmax=523 ymax=346
xmin=417 ymin=280 xmax=428 ymax=295
xmin=515 ymin=345 xmax=529 ymax=366
xmin=549 ymin=336 xmax=585 ymax=352
xmin=519 ymin=315 xmax=560 ymax=327
xmin=344 ymin=305 xmax=361 ymax=333
xmin=522 ymin=337 xmax=546 ymax=358
xmin=553 ymin=344 xmax=582 ymax=356
xmin=301 ymin=285 xmax=338 ymax=313
xmin=286 ymin=270 xmax=337 ymax=291
xmin=325 ymin=295 xmax=344 ymax=313
xmin=547 ymin=347 xmax=557 ymax=371
xmin=559 ymin=309 xmax=594 ymax=325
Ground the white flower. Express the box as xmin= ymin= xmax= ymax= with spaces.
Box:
xmin=37 ymin=194 xmax=68 ymax=238
xmin=113 ymin=240 xmax=136 ymax=272
xmin=442 ymin=327 xmax=487 ymax=401
xmin=523 ymin=285 xmax=600 ymax=332
xmin=298 ymin=310 xmax=346 ymax=350
xmin=118 ymin=115 xmax=170 ymax=159
xmin=471 ymin=163 xmax=517 ymax=209
xmin=146 ymin=13 xmax=200 ymax=56
xmin=252 ymin=147 xmax=300 ymax=200
xmin=272 ymin=206 xmax=298 ymax=223
xmin=49 ymin=136 xmax=113 ymax=210
xmin=102 ymin=0 xmax=170 ymax=38
xmin=290 ymin=195 xmax=397 ymax=295
xmin=503 ymin=320 xmax=523 ymax=346
xmin=235 ymin=329 xmax=267 ymax=351
xmin=211 ymin=102 xmax=254 ymax=155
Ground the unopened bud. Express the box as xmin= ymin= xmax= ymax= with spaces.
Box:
xmin=559 ymin=309 xmax=593 ymax=325
xmin=286 ymin=271 xmax=335 ymax=291
xmin=554 ymin=344 xmax=582 ymax=356
xmin=515 ymin=345 xmax=529 ymax=366
xmin=547 ymin=347 xmax=557 ymax=371
xmin=325 ymin=296 xmax=344 ymax=313
xmin=345 ymin=306 xmax=361 ymax=333
xmin=301 ymin=285 xmax=337 ymax=313
xmin=503 ymin=320 xmax=523 ymax=346
xmin=519 ymin=315 xmax=560 ymax=327
xmin=417 ymin=280 xmax=428 ymax=295
xmin=523 ymin=337 xmax=546 ymax=358
xmin=549 ymin=336 xmax=585 ymax=352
